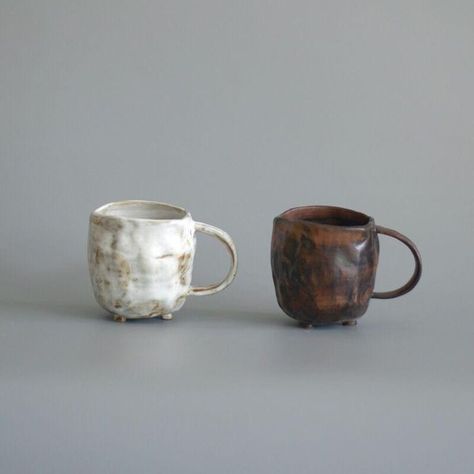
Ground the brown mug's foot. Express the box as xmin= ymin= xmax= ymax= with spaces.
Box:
xmin=113 ymin=314 xmax=127 ymax=323
xmin=342 ymin=320 xmax=357 ymax=326
xmin=161 ymin=313 xmax=173 ymax=320
xmin=299 ymin=322 xmax=313 ymax=329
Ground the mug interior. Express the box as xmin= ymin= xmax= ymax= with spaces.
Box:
xmin=94 ymin=201 xmax=187 ymax=220
xmin=279 ymin=206 xmax=371 ymax=227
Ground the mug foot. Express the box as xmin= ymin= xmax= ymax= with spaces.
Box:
xmin=161 ymin=313 xmax=173 ymax=320
xmin=113 ymin=314 xmax=127 ymax=323
xmin=299 ymin=322 xmax=313 ymax=329
xmin=342 ymin=320 xmax=357 ymax=326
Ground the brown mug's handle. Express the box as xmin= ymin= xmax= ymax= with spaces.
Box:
xmin=371 ymin=225 xmax=422 ymax=299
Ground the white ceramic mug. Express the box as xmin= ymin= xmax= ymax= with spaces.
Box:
xmin=88 ymin=200 xmax=238 ymax=321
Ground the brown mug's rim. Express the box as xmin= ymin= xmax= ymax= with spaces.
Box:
xmin=275 ymin=205 xmax=374 ymax=230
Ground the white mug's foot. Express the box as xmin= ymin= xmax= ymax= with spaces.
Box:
xmin=113 ymin=314 xmax=127 ymax=323
xmin=161 ymin=313 xmax=173 ymax=320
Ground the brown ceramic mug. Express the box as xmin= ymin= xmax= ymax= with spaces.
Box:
xmin=271 ymin=206 xmax=422 ymax=327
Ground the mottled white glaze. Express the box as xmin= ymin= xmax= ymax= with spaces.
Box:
xmin=88 ymin=201 xmax=237 ymax=320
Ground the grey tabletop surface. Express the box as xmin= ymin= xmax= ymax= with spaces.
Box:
xmin=1 ymin=294 xmax=473 ymax=474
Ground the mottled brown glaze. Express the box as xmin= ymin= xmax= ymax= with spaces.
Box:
xmin=271 ymin=206 xmax=422 ymax=326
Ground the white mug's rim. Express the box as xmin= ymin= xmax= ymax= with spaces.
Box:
xmin=91 ymin=200 xmax=191 ymax=222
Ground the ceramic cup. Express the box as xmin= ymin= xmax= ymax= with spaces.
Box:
xmin=88 ymin=200 xmax=238 ymax=321
xmin=271 ymin=205 xmax=422 ymax=327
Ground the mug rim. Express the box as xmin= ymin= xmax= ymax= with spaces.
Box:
xmin=91 ymin=200 xmax=191 ymax=222
xmin=275 ymin=205 xmax=374 ymax=230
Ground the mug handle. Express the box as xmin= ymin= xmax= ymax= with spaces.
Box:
xmin=188 ymin=222 xmax=238 ymax=296
xmin=371 ymin=225 xmax=422 ymax=299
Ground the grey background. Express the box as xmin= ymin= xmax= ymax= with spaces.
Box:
xmin=1 ymin=1 xmax=473 ymax=473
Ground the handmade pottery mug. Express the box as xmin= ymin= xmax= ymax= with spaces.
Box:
xmin=88 ymin=200 xmax=238 ymax=321
xmin=271 ymin=205 xmax=422 ymax=327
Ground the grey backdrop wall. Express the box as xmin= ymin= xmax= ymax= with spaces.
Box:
xmin=1 ymin=0 xmax=472 ymax=313
xmin=1 ymin=1 xmax=473 ymax=473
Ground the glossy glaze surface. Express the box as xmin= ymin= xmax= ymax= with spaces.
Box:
xmin=272 ymin=206 xmax=379 ymax=325
xmin=88 ymin=200 xmax=238 ymax=320
xmin=271 ymin=206 xmax=422 ymax=326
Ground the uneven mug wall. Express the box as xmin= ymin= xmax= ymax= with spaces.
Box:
xmin=88 ymin=200 xmax=238 ymax=321
xmin=271 ymin=205 xmax=422 ymax=327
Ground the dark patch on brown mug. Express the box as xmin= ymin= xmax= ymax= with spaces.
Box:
xmin=271 ymin=205 xmax=422 ymax=326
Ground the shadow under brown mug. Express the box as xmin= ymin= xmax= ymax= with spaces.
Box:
xmin=271 ymin=205 xmax=422 ymax=327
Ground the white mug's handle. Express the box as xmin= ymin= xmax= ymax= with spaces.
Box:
xmin=188 ymin=222 xmax=238 ymax=296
